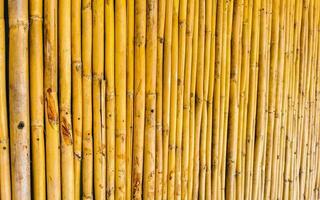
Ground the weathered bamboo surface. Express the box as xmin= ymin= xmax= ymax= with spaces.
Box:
xmin=1 ymin=0 xmax=320 ymax=199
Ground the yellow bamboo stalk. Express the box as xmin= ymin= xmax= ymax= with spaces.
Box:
xmin=270 ymin=0 xmax=286 ymax=199
xmin=175 ymin=0 xmax=187 ymax=197
xmin=205 ymin=1 xmax=217 ymax=199
xmin=192 ymin=0 xmax=205 ymax=198
xmin=221 ymin=1 xmax=234 ymax=195
xmin=0 ymin=0 xmax=11 ymax=198
xmin=237 ymin=0 xmax=253 ymax=198
xmin=244 ymin=0 xmax=260 ymax=197
xmin=58 ymin=0 xmax=74 ymax=198
xmin=226 ymin=0 xmax=243 ymax=198
xmin=8 ymin=0 xmax=31 ymax=198
xmin=105 ymin=0 xmax=115 ymax=199
xmin=263 ymin=0 xmax=280 ymax=198
xmin=81 ymin=0 xmax=93 ymax=198
xmin=143 ymin=1 xmax=157 ymax=198
xmin=93 ymin=0 xmax=105 ymax=198
xmin=71 ymin=0 xmax=82 ymax=198
xmin=132 ymin=0 xmax=145 ymax=198
xmin=198 ymin=0 xmax=212 ymax=198
xmin=115 ymin=0 xmax=127 ymax=198
xmin=44 ymin=0 xmax=61 ymax=197
xmin=156 ymin=0 xmax=166 ymax=199
xmin=211 ymin=0 xmax=223 ymax=198
xmin=187 ymin=0 xmax=199 ymax=198
xmin=181 ymin=0 xmax=195 ymax=197
xmin=167 ymin=0 xmax=179 ymax=198
xmin=162 ymin=0 xmax=173 ymax=198
xmin=30 ymin=0 xmax=45 ymax=198
xmin=251 ymin=0 xmax=268 ymax=197
xmin=126 ymin=0 xmax=134 ymax=199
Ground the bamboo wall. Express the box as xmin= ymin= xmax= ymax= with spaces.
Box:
xmin=1 ymin=0 xmax=320 ymax=199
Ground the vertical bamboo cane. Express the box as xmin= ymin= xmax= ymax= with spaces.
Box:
xmin=144 ymin=0 xmax=157 ymax=198
xmin=162 ymin=0 xmax=173 ymax=198
xmin=175 ymin=0 xmax=187 ymax=197
xmin=126 ymin=0 xmax=134 ymax=199
xmin=8 ymin=0 xmax=31 ymax=199
xmin=115 ymin=0 xmax=127 ymax=198
xmin=82 ymin=0 xmax=93 ymax=198
xmin=192 ymin=0 xmax=205 ymax=198
xmin=58 ymin=0 xmax=74 ymax=198
xmin=93 ymin=0 xmax=105 ymax=198
xmin=132 ymin=0 xmax=145 ymax=198
xmin=105 ymin=0 xmax=115 ymax=199
xmin=187 ymin=0 xmax=199 ymax=198
xmin=181 ymin=0 xmax=195 ymax=197
xmin=263 ymin=0 xmax=280 ymax=198
xmin=72 ymin=0 xmax=82 ymax=198
xmin=167 ymin=0 xmax=179 ymax=197
xmin=198 ymin=0 xmax=212 ymax=198
xmin=211 ymin=0 xmax=223 ymax=198
xmin=156 ymin=0 xmax=166 ymax=199
xmin=44 ymin=0 xmax=61 ymax=197
xmin=0 ymin=0 xmax=11 ymax=198
xmin=30 ymin=0 xmax=45 ymax=198
xmin=206 ymin=1 xmax=217 ymax=199
xmin=226 ymin=0 xmax=243 ymax=199
xmin=244 ymin=0 xmax=260 ymax=197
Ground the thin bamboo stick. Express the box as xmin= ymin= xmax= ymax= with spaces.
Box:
xmin=187 ymin=0 xmax=199 ymax=198
xmin=175 ymin=0 xmax=187 ymax=197
xmin=126 ymin=0 xmax=134 ymax=199
xmin=44 ymin=0 xmax=61 ymax=197
xmin=105 ymin=0 xmax=115 ymax=199
xmin=162 ymin=0 xmax=173 ymax=198
xmin=58 ymin=0 xmax=74 ymax=197
xmin=226 ymin=0 xmax=243 ymax=198
xmin=0 ymin=0 xmax=11 ymax=198
xmin=81 ymin=0 xmax=93 ymax=198
xmin=132 ymin=0 xmax=145 ymax=198
xmin=93 ymin=0 xmax=105 ymax=198
xmin=71 ymin=0 xmax=82 ymax=198
xmin=115 ymin=0 xmax=127 ymax=198
xmin=156 ymin=0 xmax=166 ymax=199
xmin=143 ymin=1 xmax=157 ymax=199
xmin=8 ymin=0 xmax=31 ymax=198
xmin=30 ymin=0 xmax=45 ymax=198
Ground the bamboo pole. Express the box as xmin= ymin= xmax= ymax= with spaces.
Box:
xmin=226 ymin=0 xmax=243 ymax=199
xmin=115 ymin=0 xmax=127 ymax=198
xmin=198 ymin=0 xmax=212 ymax=198
xmin=105 ymin=0 xmax=115 ymax=199
xmin=167 ymin=0 xmax=179 ymax=197
xmin=175 ymin=0 xmax=187 ymax=197
xmin=92 ymin=0 xmax=105 ymax=198
xmin=156 ymin=0 xmax=166 ymax=199
xmin=162 ymin=0 xmax=173 ymax=198
xmin=8 ymin=0 xmax=31 ymax=199
xmin=132 ymin=0 xmax=145 ymax=198
xmin=187 ymin=0 xmax=199 ymax=198
xmin=71 ymin=0 xmax=82 ymax=198
xmin=58 ymin=0 xmax=74 ymax=198
xmin=192 ymin=0 xmax=205 ymax=198
xmin=143 ymin=1 xmax=157 ymax=199
xmin=0 ymin=0 xmax=11 ymax=198
xmin=44 ymin=0 xmax=61 ymax=197
xmin=244 ymin=0 xmax=260 ymax=197
xmin=81 ymin=0 xmax=93 ymax=198
xmin=205 ymin=1 xmax=217 ymax=199
xmin=126 ymin=0 xmax=134 ymax=199
xmin=30 ymin=0 xmax=45 ymax=198
xmin=211 ymin=0 xmax=223 ymax=198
